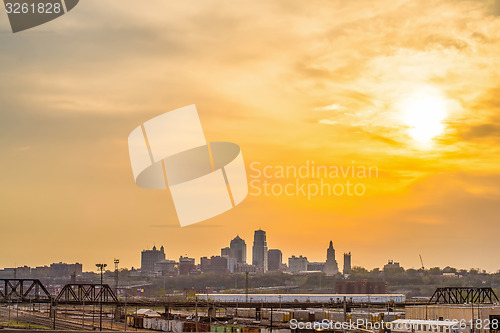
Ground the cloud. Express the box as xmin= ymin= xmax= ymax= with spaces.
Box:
xmin=399 ymin=172 xmax=500 ymax=227
xmin=148 ymin=224 xmax=223 ymax=229
xmin=461 ymin=124 xmax=500 ymax=140
xmin=454 ymin=87 xmax=500 ymax=142
xmin=424 ymin=34 xmax=470 ymax=50
xmin=368 ymin=134 xmax=402 ymax=146
xmin=313 ymin=104 xmax=344 ymax=112
xmin=318 ymin=119 xmax=339 ymax=125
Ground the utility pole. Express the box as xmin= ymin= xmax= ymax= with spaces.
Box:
xmin=114 ymin=259 xmax=120 ymax=295
xmin=343 ymin=296 xmax=347 ymax=333
xmin=52 ymin=301 xmax=56 ymax=330
xmin=82 ymin=299 xmax=85 ymax=329
xmin=471 ymin=302 xmax=474 ymax=333
xmin=245 ymin=272 xmax=249 ymax=303
xmin=195 ymin=296 xmax=199 ymax=333
xmin=96 ymin=263 xmax=107 ymax=332
xmin=124 ymin=291 xmax=127 ymax=332
xmin=114 ymin=258 xmax=120 ymax=330
xmin=270 ymin=307 xmax=273 ymax=333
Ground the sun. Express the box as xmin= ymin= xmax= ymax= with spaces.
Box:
xmin=400 ymin=88 xmax=449 ymax=146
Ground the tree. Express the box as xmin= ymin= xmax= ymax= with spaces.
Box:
xmin=428 ymin=267 xmax=441 ymax=275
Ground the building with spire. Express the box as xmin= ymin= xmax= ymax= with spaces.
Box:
xmin=252 ymin=229 xmax=268 ymax=272
xmin=323 ymin=241 xmax=339 ymax=276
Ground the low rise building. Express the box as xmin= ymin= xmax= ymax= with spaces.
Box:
xmin=288 ymin=255 xmax=308 ymax=274
xmin=154 ymin=260 xmax=177 ymax=276
xmin=335 ymin=280 xmax=388 ymax=294
xmin=406 ymin=304 xmax=500 ymax=333
xmin=178 ymin=256 xmax=196 ymax=275
xmin=307 ymin=262 xmax=326 ymax=272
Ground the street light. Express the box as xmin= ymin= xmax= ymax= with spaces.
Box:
xmin=96 ymin=263 xmax=107 ymax=331
xmin=114 ymin=259 xmax=120 ymax=295
xmin=96 ymin=264 xmax=107 ymax=284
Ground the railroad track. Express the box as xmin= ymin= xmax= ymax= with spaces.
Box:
xmin=0 ymin=306 xmax=121 ymax=330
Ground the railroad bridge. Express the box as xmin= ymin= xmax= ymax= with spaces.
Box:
xmin=429 ymin=287 xmax=500 ymax=304
xmin=1 ymin=279 xmax=498 ymax=309
xmin=0 ymin=279 xmax=117 ymax=305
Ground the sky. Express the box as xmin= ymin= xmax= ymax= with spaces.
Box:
xmin=1 ymin=0 xmax=500 ymax=272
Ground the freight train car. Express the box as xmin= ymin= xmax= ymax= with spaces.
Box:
xmin=223 ymin=307 xmax=401 ymax=324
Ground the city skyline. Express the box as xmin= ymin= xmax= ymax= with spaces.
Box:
xmin=2 ymin=0 xmax=500 ymax=273
xmin=1 ymin=230 xmax=496 ymax=273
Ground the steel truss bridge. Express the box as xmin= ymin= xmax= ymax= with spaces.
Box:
xmin=0 ymin=279 xmax=118 ymax=305
xmin=0 ymin=279 xmax=51 ymax=302
xmin=430 ymin=287 xmax=500 ymax=304
xmin=1 ymin=280 xmax=497 ymax=309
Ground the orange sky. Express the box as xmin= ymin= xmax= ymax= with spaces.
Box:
xmin=1 ymin=0 xmax=500 ymax=272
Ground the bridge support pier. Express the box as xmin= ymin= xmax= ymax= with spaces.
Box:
xmin=208 ymin=306 xmax=216 ymax=319
xmin=114 ymin=306 xmax=122 ymax=320
xmin=255 ymin=307 xmax=261 ymax=321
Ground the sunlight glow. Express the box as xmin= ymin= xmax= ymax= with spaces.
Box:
xmin=400 ymin=88 xmax=449 ymax=146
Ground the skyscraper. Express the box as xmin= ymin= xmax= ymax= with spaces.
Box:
xmin=141 ymin=245 xmax=166 ymax=273
xmin=230 ymin=235 xmax=247 ymax=264
xmin=323 ymin=241 xmax=339 ymax=276
xmin=268 ymin=249 xmax=282 ymax=271
xmin=252 ymin=229 xmax=268 ymax=271
xmin=343 ymin=252 xmax=352 ymax=275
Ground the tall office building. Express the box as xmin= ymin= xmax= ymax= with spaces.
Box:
xmin=323 ymin=241 xmax=339 ymax=276
xmin=343 ymin=252 xmax=352 ymax=274
xmin=141 ymin=245 xmax=166 ymax=273
xmin=252 ymin=229 xmax=268 ymax=271
xmin=267 ymin=249 xmax=282 ymax=271
xmin=230 ymin=235 xmax=247 ymax=264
